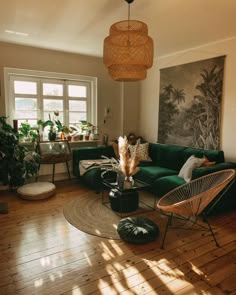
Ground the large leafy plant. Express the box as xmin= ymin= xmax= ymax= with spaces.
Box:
xmin=0 ymin=117 xmax=40 ymax=189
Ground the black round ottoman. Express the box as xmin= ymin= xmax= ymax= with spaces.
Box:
xmin=117 ymin=217 xmax=159 ymax=244
xmin=109 ymin=189 xmax=139 ymax=213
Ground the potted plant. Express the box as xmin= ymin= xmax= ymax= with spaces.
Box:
xmin=38 ymin=111 xmax=76 ymax=141
xmin=18 ymin=121 xmax=39 ymax=142
xmin=79 ymin=120 xmax=93 ymax=140
xmin=37 ymin=117 xmax=55 ymax=141
xmin=0 ymin=117 xmax=40 ymax=189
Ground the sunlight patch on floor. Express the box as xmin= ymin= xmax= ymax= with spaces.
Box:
xmin=108 ymin=240 xmax=124 ymax=255
xmin=112 ymin=223 xmax=118 ymax=229
xmin=102 ymin=252 xmax=113 ymax=261
xmin=83 ymin=252 xmax=92 ymax=266
xmin=56 ymin=271 xmax=63 ymax=278
xmin=98 ymin=278 xmax=125 ymax=295
xmin=100 ymin=241 xmax=115 ymax=260
xmin=49 ymin=274 xmax=55 ymax=281
xmin=40 ymin=256 xmax=51 ymax=267
xmin=72 ymin=285 xmax=83 ymax=295
xmin=189 ymin=262 xmax=206 ymax=277
xmin=34 ymin=278 xmax=43 ymax=287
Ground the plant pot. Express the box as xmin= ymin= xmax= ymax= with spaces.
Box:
xmin=60 ymin=131 xmax=65 ymax=140
xmin=85 ymin=135 xmax=90 ymax=140
xmin=48 ymin=131 xmax=56 ymax=141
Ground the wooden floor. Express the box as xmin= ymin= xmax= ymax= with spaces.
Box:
xmin=0 ymin=180 xmax=235 ymax=295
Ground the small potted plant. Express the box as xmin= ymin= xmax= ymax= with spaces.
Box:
xmin=37 ymin=111 xmax=70 ymax=141
xmin=79 ymin=120 xmax=93 ymax=140
xmin=18 ymin=121 xmax=39 ymax=142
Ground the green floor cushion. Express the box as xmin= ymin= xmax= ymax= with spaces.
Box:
xmin=154 ymin=175 xmax=186 ymax=198
xmin=135 ymin=166 xmax=177 ymax=185
xmin=117 ymin=217 xmax=159 ymax=244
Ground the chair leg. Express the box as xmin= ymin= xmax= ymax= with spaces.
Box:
xmin=202 ymin=213 xmax=219 ymax=247
xmin=161 ymin=213 xmax=173 ymax=249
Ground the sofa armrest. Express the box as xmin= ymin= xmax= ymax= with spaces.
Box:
xmin=192 ymin=162 xmax=236 ymax=179
xmin=72 ymin=146 xmax=115 ymax=177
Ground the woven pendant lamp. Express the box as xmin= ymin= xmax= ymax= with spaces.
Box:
xmin=103 ymin=0 xmax=154 ymax=82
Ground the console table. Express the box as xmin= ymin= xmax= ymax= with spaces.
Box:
xmin=38 ymin=140 xmax=72 ymax=182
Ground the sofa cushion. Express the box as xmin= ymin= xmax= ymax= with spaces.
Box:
xmin=192 ymin=162 xmax=236 ymax=179
xmin=129 ymin=142 xmax=151 ymax=161
xmin=135 ymin=166 xmax=177 ymax=185
xmin=149 ymin=143 xmax=186 ymax=171
xmin=154 ymin=175 xmax=186 ymax=198
xmin=183 ymin=147 xmax=224 ymax=163
xmin=178 ymin=155 xmax=205 ymax=182
xmin=81 ymin=168 xmax=102 ymax=191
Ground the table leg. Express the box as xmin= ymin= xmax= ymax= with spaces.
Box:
xmin=65 ymin=161 xmax=71 ymax=179
xmin=52 ymin=164 xmax=55 ymax=183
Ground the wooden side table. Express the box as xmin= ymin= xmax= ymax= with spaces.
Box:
xmin=38 ymin=140 xmax=72 ymax=182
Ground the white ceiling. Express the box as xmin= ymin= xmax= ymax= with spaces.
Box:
xmin=0 ymin=0 xmax=236 ymax=59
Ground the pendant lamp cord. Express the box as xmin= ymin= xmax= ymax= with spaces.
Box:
xmin=125 ymin=0 xmax=133 ymax=29
xmin=128 ymin=2 xmax=130 ymax=25
xmin=127 ymin=1 xmax=132 ymax=45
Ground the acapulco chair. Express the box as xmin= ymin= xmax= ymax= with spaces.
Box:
xmin=157 ymin=169 xmax=236 ymax=249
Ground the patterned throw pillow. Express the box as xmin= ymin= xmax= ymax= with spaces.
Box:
xmin=128 ymin=143 xmax=151 ymax=161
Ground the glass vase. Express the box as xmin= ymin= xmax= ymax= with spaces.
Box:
xmin=123 ymin=176 xmax=134 ymax=190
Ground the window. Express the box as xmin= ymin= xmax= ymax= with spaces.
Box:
xmin=4 ymin=68 xmax=97 ymax=129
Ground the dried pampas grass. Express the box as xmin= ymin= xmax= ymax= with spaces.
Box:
xmin=118 ymin=136 xmax=140 ymax=177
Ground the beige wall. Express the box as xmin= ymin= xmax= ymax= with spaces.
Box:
xmin=140 ymin=37 xmax=236 ymax=161
xmin=123 ymin=82 xmax=140 ymax=136
xmin=0 ymin=41 xmax=139 ymax=141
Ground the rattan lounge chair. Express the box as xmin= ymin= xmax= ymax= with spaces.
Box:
xmin=157 ymin=169 xmax=236 ymax=249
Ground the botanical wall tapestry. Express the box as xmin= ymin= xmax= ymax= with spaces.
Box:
xmin=158 ymin=56 xmax=225 ymax=150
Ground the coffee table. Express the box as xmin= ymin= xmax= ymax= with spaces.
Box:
xmin=102 ymin=177 xmax=157 ymax=217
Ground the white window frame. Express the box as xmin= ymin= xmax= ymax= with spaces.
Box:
xmin=4 ymin=67 xmax=97 ymax=127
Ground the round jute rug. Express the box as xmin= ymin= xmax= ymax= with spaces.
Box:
xmin=63 ymin=191 xmax=161 ymax=240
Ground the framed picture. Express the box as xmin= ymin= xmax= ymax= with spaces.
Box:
xmin=158 ymin=56 xmax=225 ymax=149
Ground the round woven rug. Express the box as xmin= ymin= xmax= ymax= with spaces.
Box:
xmin=63 ymin=191 xmax=161 ymax=240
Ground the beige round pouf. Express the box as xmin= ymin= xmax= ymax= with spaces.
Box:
xmin=17 ymin=182 xmax=56 ymax=200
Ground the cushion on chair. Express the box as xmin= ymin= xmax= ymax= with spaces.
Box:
xmin=117 ymin=217 xmax=159 ymax=244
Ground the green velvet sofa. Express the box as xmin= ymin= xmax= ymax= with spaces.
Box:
xmin=135 ymin=143 xmax=236 ymax=198
xmin=72 ymin=143 xmax=236 ymax=211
